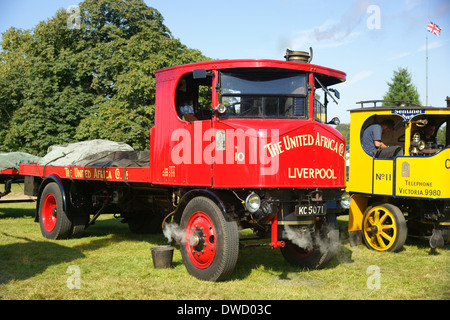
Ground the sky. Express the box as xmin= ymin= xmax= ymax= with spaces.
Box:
xmin=1 ymin=0 xmax=449 ymax=123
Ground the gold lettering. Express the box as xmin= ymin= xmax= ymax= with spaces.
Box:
xmin=288 ymin=167 xmax=337 ymax=180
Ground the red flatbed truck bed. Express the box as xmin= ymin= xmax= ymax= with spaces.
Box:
xmin=19 ymin=163 xmax=151 ymax=184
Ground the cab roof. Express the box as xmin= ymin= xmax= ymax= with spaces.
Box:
xmin=349 ymin=100 xmax=450 ymax=113
xmin=156 ymin=59 xmax=346 ymax=87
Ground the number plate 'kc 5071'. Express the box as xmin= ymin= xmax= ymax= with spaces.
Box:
xmin=295 ymin=204 xmax=327 ymax=216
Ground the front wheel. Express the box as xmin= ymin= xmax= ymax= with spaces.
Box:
xmin=362 ymin=203 xmax=407 ymax=252
xmin=180 ymin=197 xmax=239 ymax=282
xmin=280 ymin=214 xmax=339 ymax=269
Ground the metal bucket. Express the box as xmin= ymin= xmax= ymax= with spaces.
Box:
xmin=151 ymin=246 xmax=174 ymax=269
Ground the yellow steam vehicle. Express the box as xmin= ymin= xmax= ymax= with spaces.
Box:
xmin=347 ymin=99 xmax=450 ymax=251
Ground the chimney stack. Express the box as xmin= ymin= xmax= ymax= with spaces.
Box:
xmin=285 ymin=48 xmax=313 ymax=63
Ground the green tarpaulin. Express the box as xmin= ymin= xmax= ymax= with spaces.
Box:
xmin=0 ymin=152 xmax=41 ymax=171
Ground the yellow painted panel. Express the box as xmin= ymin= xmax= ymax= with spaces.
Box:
xmin=395 ymin=148 xmax=450 ymax=199
xmin=347 ymin=154 xmax=373 ymax=194
xmin=348 ymin=194 xmax=368 ymax=232
xmin=373 ymin=159 xmax=394 ymax=195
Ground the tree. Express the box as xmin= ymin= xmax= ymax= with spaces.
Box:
xmin=0 ymin=28 xmax=33 ymax=147
xmin=336 ymin=123 xmax=350 ymax=145
xmin=436 ymin=124 xmax=446 ymax=145
xmin=383 ymin=67 xmax=421 ymax=106
xmin=0 ymin=0 xmax=208 ymax=155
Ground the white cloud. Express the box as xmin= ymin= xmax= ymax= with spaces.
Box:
xmin=288 ymin=22 xmax=365 ymax=50
xmin=418 ymin=40 xmax=446 ymax=52
xmin=340 ymin=70 xmax=373 ymax=88
xmin=405 ymin=0 xmax=422 ymax=11
xmin=286 ymin=0 xmax=371 ymax=51
xmin=386 ymin=51 xmax=412 ymax=61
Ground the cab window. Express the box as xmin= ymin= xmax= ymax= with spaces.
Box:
xmin=175 ymin=72 xmax=213 ymax=121
xmin=410 ymin=115 xmax=449 ymax=155
xmin=313 ymin=97 xmax=326 ymax=122
xmin=360 ymin=115 xmax=404 ymax=156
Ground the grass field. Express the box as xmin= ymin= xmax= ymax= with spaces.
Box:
xmin=0 ymin=189 xmax=448 ymax=300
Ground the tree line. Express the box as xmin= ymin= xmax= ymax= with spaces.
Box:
xmin=0 ymin=0 xmax=208 ymax=156
xmin=1 ymin=1 xmax=440 ymax=156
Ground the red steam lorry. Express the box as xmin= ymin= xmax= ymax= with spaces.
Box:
xmin=14 ymin=50 xmax=349 ymax=281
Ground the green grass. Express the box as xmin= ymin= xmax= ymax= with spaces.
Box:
xmin=0 ymin=198 xmax=448 ymax=300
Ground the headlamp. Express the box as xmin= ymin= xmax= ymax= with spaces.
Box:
xmin=340 ymin=192 xmax=351 ymax=209
xmin=245 ymin=192 xmax=261 ymax=213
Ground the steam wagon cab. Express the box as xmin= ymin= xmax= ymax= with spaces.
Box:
xmin=347 ymin=100 xmax=450 ymax=251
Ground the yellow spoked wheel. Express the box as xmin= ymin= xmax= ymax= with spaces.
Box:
xmin=362 ymin=203 xmax=407 ymax=252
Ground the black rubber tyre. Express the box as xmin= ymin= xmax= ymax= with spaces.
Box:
xmin=280 ymin=214 xmax=339 ymax=269
xmin=180 ymin=197 xmax=239 ymax=282
xmin=38 ymin=183 xmax=72 ymax=240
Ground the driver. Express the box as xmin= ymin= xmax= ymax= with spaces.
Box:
xmin=422 ymin=122 xmax=437 ymax=146
xmin=362 ymin=119 xmax=403 ymax=158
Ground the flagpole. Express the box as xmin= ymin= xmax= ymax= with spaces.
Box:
xmin=426 ymin=20 xmax=442 ymax=107
xmin=426 ymin=34 xmax=428 ymax=106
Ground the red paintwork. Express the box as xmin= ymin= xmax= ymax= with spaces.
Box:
xmin=270 ymin=213 xmax=285 ymax=248
xmin=19 ymin=59 xmax=346 ymax=190
xmin=0 ymin=169 xmax=19 ymax=175
xmin=211 ymin=118 xmax=345 ymax=188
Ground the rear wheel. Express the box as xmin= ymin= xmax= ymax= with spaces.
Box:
xmin=280 ymin=214 xmax=339 ymax=269
xmin=39 ymin=183 xmax=72 ymax=240
xmin=362 ymin=203 xmax=407 ymax=252
xmin=180 ymin=197 xmax=239 ymax=282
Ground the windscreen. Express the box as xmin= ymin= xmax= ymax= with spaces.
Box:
xmin=219 ymin=69 xmax=308 ymax=118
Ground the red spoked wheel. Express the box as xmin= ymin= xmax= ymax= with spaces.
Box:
xmin=180 ymin=196 xmax=239 ymax=282
xmin=185 ymin=211 xmax=217 ymax=269
xmin=38 ymin=182 xmax=72 ymax=239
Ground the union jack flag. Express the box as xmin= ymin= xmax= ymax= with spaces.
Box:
xmin=427 ymin=21 xmax=442 ymax=36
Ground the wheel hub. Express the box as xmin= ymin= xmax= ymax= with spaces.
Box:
xmin=42 ymin=193 xmax=57 ymax=232
xmin=185 ymin=212 xmax=216 ymax=269
xmin=190 ymin=226 xmax=206 ymax=252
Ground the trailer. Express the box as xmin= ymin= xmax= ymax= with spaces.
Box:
xmin=0 ymin=169 xmax=20 ymax=201
xmin=19 ymin=50 xmax=350 ymax=281
xmin=0 ymin=152 xmax=40 ymax=202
